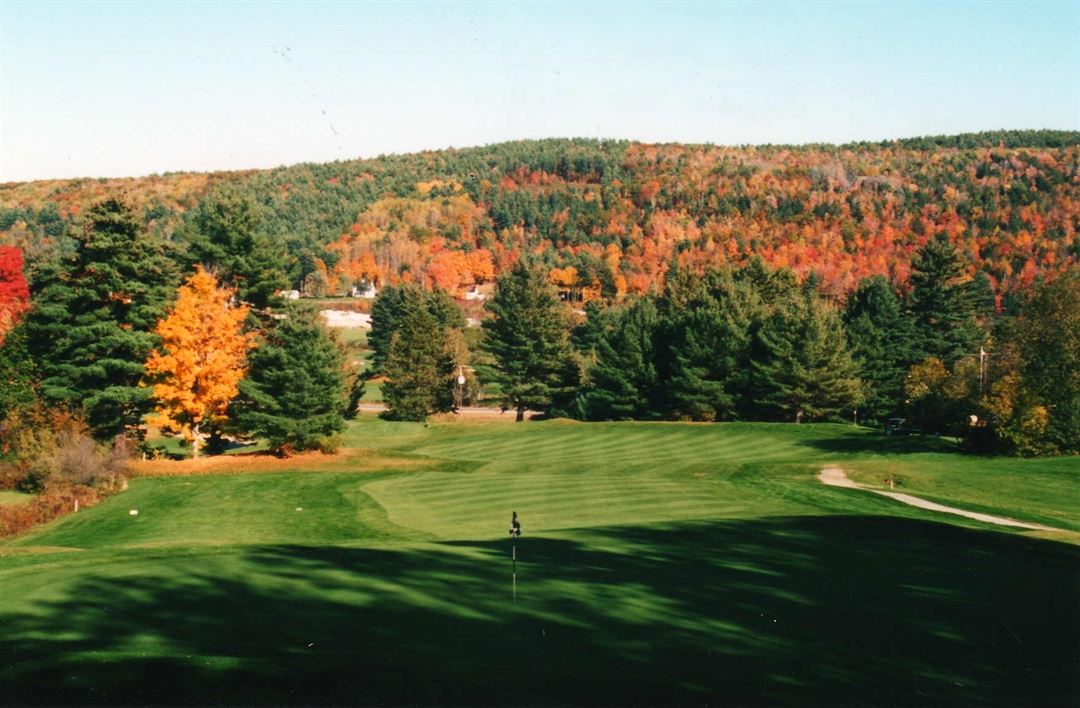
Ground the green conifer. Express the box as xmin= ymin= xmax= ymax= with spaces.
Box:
xmin=382 ymin=305 xmax=456 ymax=421
xmin=230 ymin=307 xmax=348 ymax=453
xmin=183 ymin=190 xmax=288 ymax=309
xmin=843 ymin=276 xmax=916 ymax=422
xmin=751 ymin=294 xmax=863 ymax=422
xmin=908 ymin=234 xmax=982 ymax=365
xmin=582 ymin=298 xmax=661 ymax=420
xmin=25 ymin=198 xmax=177 ymax=439
xmin=481 ymin=261 xmax=577 ymax=421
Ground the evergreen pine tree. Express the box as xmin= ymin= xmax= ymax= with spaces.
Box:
xmin=369 ymin=284 xmax=464 ymax=375
xmin=581 ymin=298 xmax=661 ymax=420
xmin=663 ymin=270 xmax=758 ymax=421
xmin=382 ymin=305 xmax=455 ymax=421
xmin=908 ymin=234 xmax=982 ymax=365
xmin=183 ymin=190 xmax=288 ymax=309
xmin=751 ymin=294 xmax=863 ymax=422
xmin=25 ymin=198 xmax=177 ymax=439
xmin=843 ymin=276 xmax=916 ymax=422
xmin=230 ymin=307 xmax=348 ymax=454
xmin=481 ymin=261 xmax=577 ymax=421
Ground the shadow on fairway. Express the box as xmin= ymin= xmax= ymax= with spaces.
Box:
xmin=799 ymin=431 xmax=961 ymax=456
xmin=3 ymin=516 xmax=1078 ymax=706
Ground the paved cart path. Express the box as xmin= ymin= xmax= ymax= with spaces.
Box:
xmin=819 ymin=466 xmax=1060 ymax=531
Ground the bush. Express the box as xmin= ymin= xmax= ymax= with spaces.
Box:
xmin=1 ymin=403 xmax=131 ymax=492
xmin=0 ymin=485 xmax=101 ymax=538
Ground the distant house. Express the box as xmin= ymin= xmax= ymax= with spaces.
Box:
xmin=464 ymin=283 xmax=495 ymax=302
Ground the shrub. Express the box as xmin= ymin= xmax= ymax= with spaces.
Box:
xmin=0 ymin=485 xmax=101 ymax=538
xmin=1 ymin=403 xmax=131 ymax=492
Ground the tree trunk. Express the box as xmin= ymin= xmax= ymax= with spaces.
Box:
xmin=516 ymin=403 xmax=525 ymax=422
xmin=191 ymin=423 xmax=201 ymax=459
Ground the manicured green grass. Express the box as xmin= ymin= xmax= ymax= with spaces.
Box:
xmin=2 ymin=419 xmax=1078 ymax=705
xmin=360 ymin=378 xmax=383 ymax=402
xmin=334 ymin=326 xmax=368 ymax=346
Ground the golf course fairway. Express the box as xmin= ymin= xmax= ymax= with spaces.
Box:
xmin=2 ymin=418 xmax=1078 ymax=705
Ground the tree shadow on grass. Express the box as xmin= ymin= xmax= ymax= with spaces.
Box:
xmin=2 ymin=516 xmax=1077 ymax=706
xmin=799 ymin=430 xmax=962 ymax=456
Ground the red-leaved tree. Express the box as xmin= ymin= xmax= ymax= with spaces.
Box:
xmin=0 ymin=246 xmax=30 ymax=344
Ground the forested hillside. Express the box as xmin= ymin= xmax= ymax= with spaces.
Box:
xmin=2 ymin=130 xmax=1077 ymax=303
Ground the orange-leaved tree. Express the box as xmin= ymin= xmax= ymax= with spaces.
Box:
xmin=144 ymin=267 xmax=254 ymax=457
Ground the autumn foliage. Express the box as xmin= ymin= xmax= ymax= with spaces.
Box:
xmin=6 ymin=133 xmax=1075 ymax=306
xmin=144 ymin=267 xmax=253 ymax=456
xmin=0 ymin=246 xmax=30 ymax=343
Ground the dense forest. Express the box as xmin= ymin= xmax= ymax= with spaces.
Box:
xmin=3 ymin=130 xmax=1078 ymax=304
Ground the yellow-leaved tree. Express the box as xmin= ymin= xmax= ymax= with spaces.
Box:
xmin=144 ymin=267 xmax=253 ymax=457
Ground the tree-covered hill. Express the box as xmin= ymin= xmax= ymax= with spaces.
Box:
xmin=2 ymin=130 xmax=1077 ymax=300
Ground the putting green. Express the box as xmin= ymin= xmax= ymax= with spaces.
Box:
xmin=2 ymin=418 xmax=1078 ymax=705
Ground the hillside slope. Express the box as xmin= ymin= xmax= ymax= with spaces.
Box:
xmin=2 ymin=130 xmax=1077 ymax=300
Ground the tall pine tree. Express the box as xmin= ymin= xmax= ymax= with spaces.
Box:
xmin=182 ymin=190 xmax=287 ymax=309
xmin=25 ymin=198 xmax=177 ymax=439
xmin=581 ymin=297 xmax=661 ymax=420
xmin=843 ymin=276 xmax=916 ymax=422
xmin=908 ymin=234 xmax=982 ymax=365
xmin=230 ymin=307 xmax=348 ymax=454
xmin=382 ymin=304 xmax=456 ymax=421
xmin=662 ymin=269 xmax=758 ymax=421
xmin=369 ymin=284 xmax=464 ymax=375
xmin=750 ymin=294 xmax=863 ymax=422
xmin=482 ymin=261 xmax=577 ymax=421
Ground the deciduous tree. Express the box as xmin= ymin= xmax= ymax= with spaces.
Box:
xmin=0 ymin=246 xmax=30 ymax=344
xmin=143 ymin=267 xmax=253 ymax=457
xmin=1010 ymin=270 xmax=1080 ymax=453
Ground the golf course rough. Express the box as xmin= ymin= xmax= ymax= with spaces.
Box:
xmin=2 ymin=418 xmax=1078 ymax=705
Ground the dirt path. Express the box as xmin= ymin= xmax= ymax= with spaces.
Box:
xmin=818 ymin=466 xmax=1060 ymax=531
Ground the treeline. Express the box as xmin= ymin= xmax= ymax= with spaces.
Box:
xmin=3 ymin=132 xmax=1078 ymax=304
xmin=0 ymin=199 xmax=357 ymax=518
xmin=372 ymin=241 xmax=1078 ymax=455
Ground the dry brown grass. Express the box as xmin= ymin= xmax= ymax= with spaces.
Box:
xmin=125 ymin=448 xmax=430 ymax=478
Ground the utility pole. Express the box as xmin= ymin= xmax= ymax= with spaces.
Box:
xmin=979 ymin=347 xmax=988 ymax=395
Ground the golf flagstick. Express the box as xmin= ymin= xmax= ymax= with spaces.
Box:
xmin=512 ymin=543 xmax=516 ymax=602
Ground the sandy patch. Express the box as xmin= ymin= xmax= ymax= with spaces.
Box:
xmin=320 ymin=310 xmax=371 ymax=328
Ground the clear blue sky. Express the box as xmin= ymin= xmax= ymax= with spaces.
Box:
xmin=2 ymin=1 xmax=1077 ymax=181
